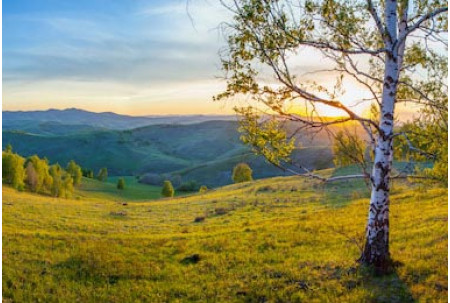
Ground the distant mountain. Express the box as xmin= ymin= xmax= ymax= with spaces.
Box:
xmin=2 ymin=120 xmax=107 ymax=136
xmin=3 ymin=108 xmax=236 ymax=132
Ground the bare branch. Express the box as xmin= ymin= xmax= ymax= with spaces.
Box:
xmin=367 ymin=0 xmax=387 ymax=41
xmin=397 ymin=6 xmax=448 ymax=46
xmin=394 ymin=132 xmax=437 ymax=159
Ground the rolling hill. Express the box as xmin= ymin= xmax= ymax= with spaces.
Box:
xmin=3 ymin=108 xmax=236 ymax=132
xmin=3 ymin=114 xmax=335 ymax=187
xmin=2 ymin=172 xmax=447 ymax=302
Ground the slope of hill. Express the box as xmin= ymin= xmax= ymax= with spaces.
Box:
xmin=164 ymin=146 xmax=333 ymax=187
xmin=2 ymin=173 xmax=447 ymax=302
xmin=75 ymin=176 xmax=163 ymax=201
xmin=3 ymin=120 xmax=335 ymax=187
xmin=2 ymin=120 xmax=106 ymax=136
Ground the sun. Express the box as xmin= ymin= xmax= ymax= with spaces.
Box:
xmin=284 ymin=85 xmax=374 ymax=119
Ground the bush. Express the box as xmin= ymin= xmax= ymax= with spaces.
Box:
xmin=199 ymin=185 xmax=208 ymax=193
xmin=232 ymin=163 xmax=253 ymax=183
xmin=97 ymin=168 xmax=108 ymax=182
xmin=2 ymin=151 xmax=26 ymax=190
xmin=66 ymin=160 xmax=82 ymax=186
xmin=117 ymin=178 xmax=125 ymax=190
xmin=161 ymin=180 xmax=174 ymax=197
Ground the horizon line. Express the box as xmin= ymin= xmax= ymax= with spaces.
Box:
xmin=2 ymin=107 xmax=238 ymax=118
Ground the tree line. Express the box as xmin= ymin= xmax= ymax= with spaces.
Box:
xmin=3 ymin=144 xmax=86 ymax=198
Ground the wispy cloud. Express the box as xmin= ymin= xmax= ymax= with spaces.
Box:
xmin=2 ymin=0 xmax=326 ymax=115
xmin=136 ymin=3 xmax=186 ymax=16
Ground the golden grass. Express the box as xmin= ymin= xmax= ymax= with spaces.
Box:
xmin=2 ymin=175 xmax=447 ymax=302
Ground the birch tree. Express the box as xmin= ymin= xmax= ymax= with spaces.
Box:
xmin=215 ymin=0 xmax=448 ymax=272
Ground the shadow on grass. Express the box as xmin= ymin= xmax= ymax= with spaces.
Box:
xmin=357 ymin=266 xmax=416 ymax=303
xmin=289 ymin=261 xmax=416 ymax=302
xmin=319 ymin=180 xmax=370 ymax=209
xmin=53 ymin=255 xmax=150 ymax=284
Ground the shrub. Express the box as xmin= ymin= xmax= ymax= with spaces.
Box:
xmin=66 ymin=160 xmax=82 ymax=186
xmin=232 ymin=163 xmax=253 ymax=183
xmin=2 ymin=151 xmax=26 ymax=190
xmin=161 ymin=180 xmax=174 ymax=197
xmin=199 ymin=185 xmax=208 ymax=193
xmin=117 ymin=178 xmax=125 ymax=190
xmin=26 ymin=155 xmax=51 ymax=192
xmin=97 ymin=168 xmax=108 ymax=182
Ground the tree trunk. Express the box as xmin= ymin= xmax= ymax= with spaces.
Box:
xmin=359 ymin=132 xmax=394 ymax=271
xmin=359 ymin=0 xmax=399 ymax=272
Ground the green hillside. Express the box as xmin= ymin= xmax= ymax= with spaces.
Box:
xmin=3 ymin=120 xmax=335 ymax=187
xmin=2 ymin=120 xmax=107 ymax=136
xmin=3 ymin=173 xmax=447 ymax=302
xmin=167 ymin=146 xmax=333 ymax=187
xmin=75 ymin=177 xmax=163 ymax=201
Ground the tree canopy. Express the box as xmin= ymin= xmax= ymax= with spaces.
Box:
xmin=66 ymin=160 xmax=82 ymax=186
xmin=117 ymin=178 xmax=126 ymax=190
xmin=97 ymin=168 xmax=108 ymax=182
xmin=3 ymin=150 xmax=25 ymax=190
xmin=216 ymin=0 xmax=448 ymax=272
xmin=161 ymin=180 xmax=175 ymax=197
xmin=232 ymin=163 xmax=253 ymax=183
xmin=2 ymin=145 xmax=81 ymax=198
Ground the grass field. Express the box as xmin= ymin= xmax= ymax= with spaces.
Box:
xmin=2 ymin=171 xmax=447 ymax=302
xmin=76 ymin=176 xmax=164 ymax=201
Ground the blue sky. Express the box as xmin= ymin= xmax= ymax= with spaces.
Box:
xmin=3 ymin=0 xmax=234 ymax=115
xmin=2 ymin=0 xmax=427 ymax=118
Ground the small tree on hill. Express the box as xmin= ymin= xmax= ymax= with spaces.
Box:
xmin=199 ymin=185 xmax=208 ymax=193
xmin=2 ymin=150 xmax=25 ymax=190
xmin=27 ymin=155 xmax=52 ymax=193
xmin=25 ymin=161 xmax=39 ymax=192
xmin=117 ymin=178 xmax=125 ymax=190
xmin=161 ymin=180 xmax=174 ymax=197
xmin=49 ymin=164 xmax=63 ymax=197
xmin=66 ymin=160 xmax=82 ymax=186
xmin=5 ymin=144 xmax=12 ymax=153
xmin=61 ymin=174 xmax=74 ymax=198
xmin=97 ymin=168 xmax=108 ymax=182
xmin=82 ymin=168 xmax=94 ymax=178
xmin=232 ymin=163 xmax=253 ymax=183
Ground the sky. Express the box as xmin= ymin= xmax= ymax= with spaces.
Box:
xmin=3 ymin=0 xmax=236 ymax=115
xmin=2 ymin=0 xmax=424 ymax=118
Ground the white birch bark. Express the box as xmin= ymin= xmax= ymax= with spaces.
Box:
xmin=360 ymin=0 xmax=401 ymax=269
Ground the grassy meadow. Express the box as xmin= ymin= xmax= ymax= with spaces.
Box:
xmin=76 ymin=176 xmax=163 ymax=201
xmin=2 ymin=169 xmax=447 ymax=302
